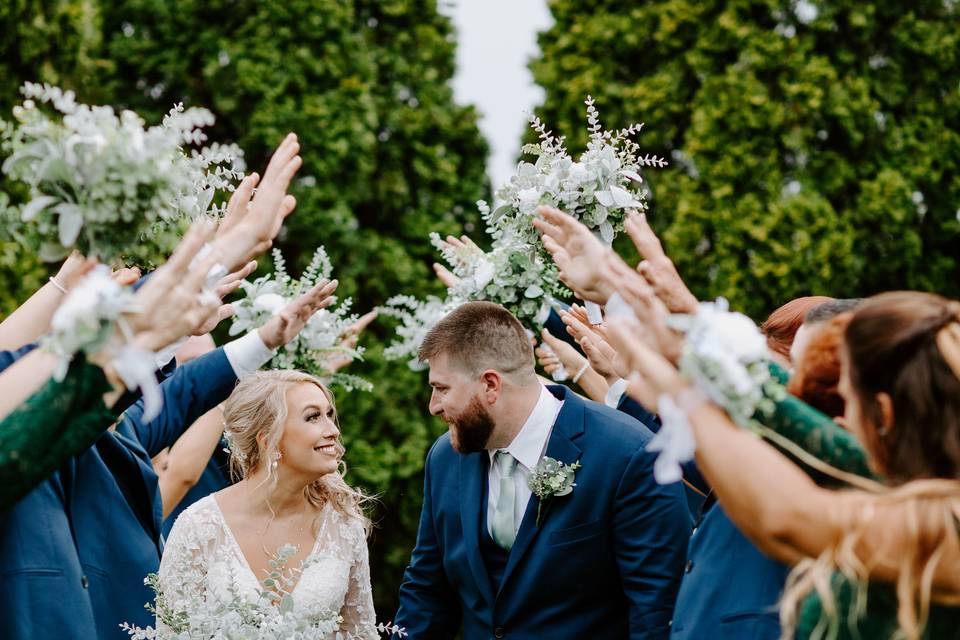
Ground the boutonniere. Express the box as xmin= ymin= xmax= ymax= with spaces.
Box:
xmin=528 ymin=457 xmax=581 ymax=526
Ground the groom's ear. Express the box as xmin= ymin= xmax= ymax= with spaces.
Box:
xmin=480 ymin=369 xmax=503 ymax=403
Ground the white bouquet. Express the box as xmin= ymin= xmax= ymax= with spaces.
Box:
xmin=229 ymin=247 xmax=372 ymax=392
xmin=643 ymin=298 xmax=783 ymax=484
xmin=484 ymin=96 xmax=667 ymax=248
xmin=669 ymin=298 xmax=778 ymax=428
xmin=121 ymin=544 xmax=343 ymax=640
xmin=43 ymin=266 xmax=163 ymax=419
xmin=0 ymin=82 xmax=243 ymax=263
xmin=378 ymin=294 xmax=462 ymax=370
xmin=429 ymin=226 xmax=560 ymax=326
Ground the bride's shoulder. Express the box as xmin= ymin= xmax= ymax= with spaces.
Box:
xmin=166 ymin=495 xmax=225 ymax=544
xmin=321 ymin=503 xmax=369 ymax=546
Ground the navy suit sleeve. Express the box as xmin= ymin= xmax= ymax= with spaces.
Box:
xmin=120 ymin=347 xmax=237 ymax=457
xmin=394 ymin=441 xmax=461 ymax=639
xmin=617 ymin=396 xmax=661 ymax=433
xmin=613 ymin=446 xmax=691 ymax=640
xmin=0 ymin=342 xmax=39 ymax=373
xmin=616 ymin=396 xmax=710 ymax=498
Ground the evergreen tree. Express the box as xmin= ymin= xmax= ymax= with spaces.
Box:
xmin=1 ymin=0 xmax=489 ymax=614
xmin=529 ymin=0 xmax=960 ymax=319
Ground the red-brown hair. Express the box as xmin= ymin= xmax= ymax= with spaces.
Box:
xmin=761 ymin=296 xmax=833 ymax=359
xmin=787 ymin=314 xmax=850 ymax=418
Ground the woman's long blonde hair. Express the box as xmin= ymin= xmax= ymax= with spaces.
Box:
xmin=780 ymin=292 xmax=960 ymax=639
xmin=222 ymin=370 xmax=372 ymax=535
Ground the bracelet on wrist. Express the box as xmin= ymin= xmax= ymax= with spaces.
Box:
xmin=572 ymin=362 xmax=590 ymax=384
xmin=48 ymin=276 xmax=68 ymax=294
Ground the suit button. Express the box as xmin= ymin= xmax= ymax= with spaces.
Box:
xmin=685 ymin=560 xmax=694 ymax=573
xmin=494 ymin=627 xmax=505 ymax=638
xmin=81 ymin=575 xmax=89 ymax=589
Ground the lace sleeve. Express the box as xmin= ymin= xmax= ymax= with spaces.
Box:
xmin=155 ymin=500 xmax=219 ymax=633
xmin=338 ymin=520 xmax=379 ymax=640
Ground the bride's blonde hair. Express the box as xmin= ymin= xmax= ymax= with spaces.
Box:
xmin=222 ymin=370 xmax=372 ymax=535
xmin=780 ymin=292 xmax=960 ymax=639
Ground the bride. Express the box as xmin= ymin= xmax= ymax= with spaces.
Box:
xmin=157 ymin=370 xmax=378 ymax=638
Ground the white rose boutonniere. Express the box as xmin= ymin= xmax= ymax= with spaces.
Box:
xmin=528 ymin=457 xmax=582 ymax=526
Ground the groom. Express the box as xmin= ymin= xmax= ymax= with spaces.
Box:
xmin=395 ymin=302 xmax=690 ymax=639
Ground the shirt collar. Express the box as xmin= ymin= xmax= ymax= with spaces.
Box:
xmin=488 ymin=384 xmax=563 ymax=471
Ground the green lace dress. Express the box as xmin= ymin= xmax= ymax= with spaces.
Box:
xmin=761 ymin=363 xmax=960 ymax=639
xmin=0 ymin=355 xmax=119 ymax=510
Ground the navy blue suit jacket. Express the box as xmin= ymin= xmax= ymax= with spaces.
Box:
xmin=0 ymin=346 xmax=238 ymax=640
xmin=668 ymin=498 xmax=787 ymax=639
xmin=395 ymin=386 xmax=691 ymax=640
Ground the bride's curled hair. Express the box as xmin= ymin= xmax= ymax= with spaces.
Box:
xmin=222 ymin=370 xmax=372 ymax=535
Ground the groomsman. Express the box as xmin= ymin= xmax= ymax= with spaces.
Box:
xmin=395 ymin=301 xmax=690 ymax=639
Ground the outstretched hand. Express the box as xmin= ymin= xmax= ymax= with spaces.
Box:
xmin=258 ymin=279 xmax=339 ymax=350
xmin=213 ymin=134 xmax=303 ymax=270
xmin=128 ymin=220 xmax=224 ymax=352
xmin=533 ymin=205 xmax=615 ymax=303
xmin=624 ymin=212 xmax=698 ymax=314
xmin=326 ymin=309 xmax=378 ymax=372
xmin=559 ymin=308 xmax=628 ymax=382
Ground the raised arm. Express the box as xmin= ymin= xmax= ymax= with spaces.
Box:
xmin=0 ymin=353 xmax=123 ymax=510
xmin=158 ymin=405 xmax=226 ymax=518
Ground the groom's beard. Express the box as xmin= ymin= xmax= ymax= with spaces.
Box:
xmin=447 ymin=396 xmax=495 ymax=454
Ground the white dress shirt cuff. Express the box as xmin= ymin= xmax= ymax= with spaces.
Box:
xmin=604 ymin=377 xmax=628 ymax=409
xmin=223 ymin=330 xmax=276 ymax=379
xmin=153 ymin=336 xmax=189 ymax=370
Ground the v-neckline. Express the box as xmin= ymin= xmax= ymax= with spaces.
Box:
xmin=210 ymin=495 xmax=324 ymax=599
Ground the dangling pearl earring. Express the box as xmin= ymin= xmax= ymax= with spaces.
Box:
xmin=271 ymin=450 xmax=282 ymax=471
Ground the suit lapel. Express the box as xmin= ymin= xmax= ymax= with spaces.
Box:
xmin=498 ymin=386 xmax=584 ymax=595
xmin=459 ymin=451 xmax=495 ymax=605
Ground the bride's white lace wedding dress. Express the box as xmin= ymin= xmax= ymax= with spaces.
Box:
xmin=157 ymin=494 xmax=379 ymax=639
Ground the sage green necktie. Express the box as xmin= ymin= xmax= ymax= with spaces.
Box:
xmin=491 ymin=450 xmax=519 ymax=551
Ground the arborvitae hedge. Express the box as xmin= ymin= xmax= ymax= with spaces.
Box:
xmin=529 ymin=0 xmax=960 ymax=319
xmin=1 ymin=0 xmax=489 ymax=616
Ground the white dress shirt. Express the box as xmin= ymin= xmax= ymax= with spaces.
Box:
xmin=486 ymin=385 xmax=563 ymax=538
xmin=222 ymin=330 xmax=277 ymax=378
xmin=604 ymin=377 xmax=628 ymax=408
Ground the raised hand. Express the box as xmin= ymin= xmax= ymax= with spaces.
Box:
xmin=258 ymin=279 xmax=339 ymax=350
xmin=212 ymin=134 xmax=303 ymax=270
xmin=432 ymin=263 xmax=459 ymax=289
xmin=215 ymin=173 xmax=260 ymax=238
xmin=327 ymin=309 xmax=378 ymax=373
xmin=536 ymin=328 xmax=587 ymax=381
xmin=603 ymin=316 xmax=689 ymax=412
xmin=559 ymin=309 xmax=628 ymax=382
xmin=184 ymin=260 xmax=259 ymax=335
xmin=127 ymin=220 xmax=224 ymax=352
xmin=624 ymin=212 xmax=698 ymax=314
xmin=533 ymin=205 xmax=615 ymax=303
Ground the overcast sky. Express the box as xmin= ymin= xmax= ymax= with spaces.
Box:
xmin=441 ymin=0 xmax=553 ymax=191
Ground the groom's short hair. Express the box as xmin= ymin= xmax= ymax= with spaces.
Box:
xmin=419 ymin=301 xmax=536 ymax=382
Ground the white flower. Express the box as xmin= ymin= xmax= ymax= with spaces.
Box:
xmin=2 ymin=83 xmax=244 ymax=263
xmin=230 ymin=247 xmax=370 ymax=390
xmin=670 ymin=298 xmax=772 ymax=427
xmin=516 ymin=187 xmax=542 ymax=214
xmin=471 ymin=257 xmax=496 ymax=290
xmin=648 ymin=394 xmax=697 ymax=484
xmin=253 ymin=293 xmax=287 ymax=316
xmin=50 ymin=266 xmax=125 ymax=334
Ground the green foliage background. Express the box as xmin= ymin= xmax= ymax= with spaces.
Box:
xmin=0 ymin=0 xmax=488 ymax=617
xmin=529 ymin=0 xmax=960 ymax=320
xmin=3 ymin=0 xmax=960 ymax=621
